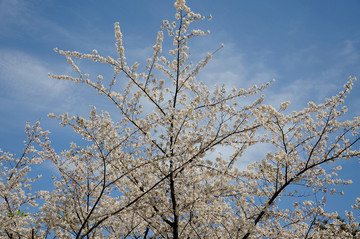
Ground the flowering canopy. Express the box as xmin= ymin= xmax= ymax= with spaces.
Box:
xmin=1 ymin=0 xmax=359 ymax=238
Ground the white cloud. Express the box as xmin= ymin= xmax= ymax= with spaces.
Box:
xmin=0 ymin=0 xmax=35 ymax=37
xmin=0 ymin=50 xmax=67 ymax=99
xmin=0 ymin=0 xmax=92 ymax=47
xmin=0 ymin=49 xmax=93 ymax=116
xmin=339 ymin=40 xmax=360 ymax=64
xmin=341 ymin=40 xmax=356 ymax=56
xmin=195 ymin=42 xmax=276 ymax=90
xmin=0 ymin=0 xmax=30 ymax=21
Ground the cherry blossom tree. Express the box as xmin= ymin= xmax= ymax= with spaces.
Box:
xmin=1 ymin=0 xmax=359 ymax=238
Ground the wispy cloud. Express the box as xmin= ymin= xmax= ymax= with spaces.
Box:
xmin=0 ymin=49 xmax=86 ymax=118
xmin=0 ymin=0 xmax=31 ymax=26
xmin=0 ymin=0 xmax=97 ymax=48
xmin=0 ymin=50 xmax=67 ymax=99
xmin=339 ymin=40 xmax=360 ymax=67
xmin=341 ymin=40 xmax=357 ymax=56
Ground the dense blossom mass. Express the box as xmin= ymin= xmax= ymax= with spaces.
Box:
xmin=1 ymin=0 xmax=360 ymax=238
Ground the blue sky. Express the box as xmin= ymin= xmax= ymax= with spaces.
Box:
xmin=0 ymin=0 xmax=360 ymax=217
